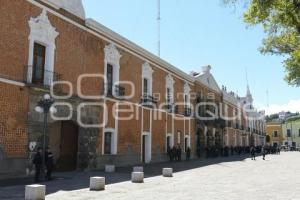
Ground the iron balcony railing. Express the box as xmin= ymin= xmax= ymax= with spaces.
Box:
xmin=106 ymin=83 xmax=125 ymax=98
xmin=165 ymin=103 xmax=173 ymax=113
xmin=235 ymin=123 xmax=239 ymax=129
xmin=24 ymin=65 xmax=62 ymax=87
xmin=227 ymin=121 xmax=232 ymax=128
xmin=140 ymin=94 xmax=157 ymax=107
xmin=184 ymin=106 xmax=192 ymax=117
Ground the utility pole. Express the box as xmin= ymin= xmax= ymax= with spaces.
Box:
xmin=157 ymin=0 xmax=161 ymax=57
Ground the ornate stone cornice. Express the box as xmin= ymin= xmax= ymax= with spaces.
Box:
xmin=104 ymin=44 xmax=122 ymax=67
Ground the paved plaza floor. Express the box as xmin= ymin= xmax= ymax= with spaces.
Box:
xmin=1 ymin=152 xmax=299 ymax=200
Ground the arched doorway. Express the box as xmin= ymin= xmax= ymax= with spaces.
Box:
xmin=49 ymin=121 xmax=79 ymax=171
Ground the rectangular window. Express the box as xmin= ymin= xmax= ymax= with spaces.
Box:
xmin=143 ymin=78 xmax=148 ymax=95
xmin=166 ymin=136 xmax=171 ymax=151
xmin=184 ymin=137 xmax=188 ymax=152
xmin=104 ymin=132 xmax=112 ymax=154
xmin=287 ymin=129 xmax=291 ymax=137
xmin=32 ymin=43 xmax=46 ymax=84
xmin=106 ymin=64 xmax=113 ymax=96
xmin=273 ymin=131 xmax=278 ymax=137
xmin=167 ymin=88 xmax=171 ymax=103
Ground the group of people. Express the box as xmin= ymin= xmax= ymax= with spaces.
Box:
xmin=204 ymin=146 xmax=252 ymax=158
xmin=32 ymin=144 xmax=280 ymax=182
xmin=250 ymin=145 xmax=281 ymax=160
xmin=33 ymin=147 xmax=54 ymax=182
xmin=167 ymin=144 xmax=191 ymax=162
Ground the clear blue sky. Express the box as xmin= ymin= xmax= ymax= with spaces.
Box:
xmin=83 ymin=0 xmax=300 ymax=113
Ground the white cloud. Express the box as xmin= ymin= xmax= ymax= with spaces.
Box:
xmin=259 ymin=99 xmax=300 ymax=115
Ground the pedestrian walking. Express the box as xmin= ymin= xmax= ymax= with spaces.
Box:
xmin=33 ymin=147 xmax=43 ymax=182
xmin=277 ymin=147 xmax=281 ymax=155
xmin=262 ymin=146 xmax=266 ymax=160
xmin=45 ymin=147 xmax=54 ymax=180
xmin=250 ymin=146 xmax=256 ymax=160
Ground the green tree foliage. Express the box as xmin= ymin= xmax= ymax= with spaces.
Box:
xmin=223 ymin=0 xmax=300 ymax=86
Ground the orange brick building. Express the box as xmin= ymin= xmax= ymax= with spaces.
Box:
xmin=0 ymin=0 xmax=266 ymax=178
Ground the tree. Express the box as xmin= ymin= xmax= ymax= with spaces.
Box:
xmin=223 ymin=0 xmax=300 ymax=86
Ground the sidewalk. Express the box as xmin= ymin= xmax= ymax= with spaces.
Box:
xmin=0 ymin=155 xmax=249 ymax=200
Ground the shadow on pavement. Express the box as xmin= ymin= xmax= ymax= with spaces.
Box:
xmin=0 ymin=154 xmax=251 ymax=200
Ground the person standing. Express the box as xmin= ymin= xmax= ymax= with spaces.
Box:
xmin=172 ymin=146 xmax=177 ymax=161
xmin=186 ymin=146 xmax=191 ymax=161
xmin=33 ymin=147 xmax=43 ymax=182
xmin=167 ymin=146 xmax=172 ymax=161
xmin=45 ymin=147 xmax=54 ymax=180
xmin=177 ymin=144 xmax=182 ymax=161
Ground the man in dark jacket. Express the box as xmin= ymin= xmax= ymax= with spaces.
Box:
xmin=177 ymin=144 xmax=182 ymax=161
xmin=33 ymin=147 xmax=42 ymax=182
xmin=172 ymin=146 xmax=177 ymax=161
xmin=186 ymin=147 xmax=191 ymax=161
xmin=45 ymin=147 xmax=54 ymax=180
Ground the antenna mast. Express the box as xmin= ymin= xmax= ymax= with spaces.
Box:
xmin=266 ymin=89 xmax=269 ymax=108
xmin=245 ymin=67 xmax=249 ymax=86
xmin=157 ymin=0 xmax=161 ymax=57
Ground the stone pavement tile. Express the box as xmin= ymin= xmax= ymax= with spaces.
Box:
xmin=1 ymin=152 xmax=300 ymax=200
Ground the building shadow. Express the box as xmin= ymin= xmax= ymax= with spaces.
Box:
xmin=0 ymin=154 xmax=254 ymax=200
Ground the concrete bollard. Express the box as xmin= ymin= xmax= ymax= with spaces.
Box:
xmin=25 ymin=184 xmax=45 ymax=200
xmin=105 ymin=165 xmax=115 ymax=173
xmin=90 ymin=177 xmax=105 ymax=191
xmin=131 ymin=172 xmax=144 ymax=183
xmin=162 ymin=168 xmax=173 ymax=177
xmin=133 ymin=166 xmax=143 ymax=172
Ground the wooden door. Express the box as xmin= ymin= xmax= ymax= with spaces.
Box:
xmin=57 ymin=121 xmax=79 ymax=171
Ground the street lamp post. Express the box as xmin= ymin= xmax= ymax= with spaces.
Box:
xmin=35 ymin=94 xmax=56 ymax=180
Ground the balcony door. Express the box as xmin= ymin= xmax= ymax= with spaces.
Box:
xmin=104 ymin=132 xmax=112 ymax=154
xmin=107 ymin=64 xmax=113 ymax=96
xmin=32 ymin=43 xmax=46 ymax=84
xmin=143 ymin=78 xmax=148 ymax=96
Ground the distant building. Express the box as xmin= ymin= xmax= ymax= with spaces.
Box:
xmin=282 ymin=120 xmax=300 ymax=148
xmin=266 ymin=122 xmax=283 ymax=147
xmin=278 ymin=112 xmax=293 ymax=120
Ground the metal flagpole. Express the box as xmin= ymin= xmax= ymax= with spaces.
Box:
xmin=157 ymin=0 xmax=161 ymax=57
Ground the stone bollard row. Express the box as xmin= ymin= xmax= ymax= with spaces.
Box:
xmin=131 ymin=172 xmax=144 ymax=183
xmin=162 ymin=168 xmax=173 ymax=177
xmin=25 ymin=184 xmax=46 ymax=200
xmin=25 ymin=167 xmax=173 ymax=198
xmin=90 ymin=177 xmax=105 ymax=191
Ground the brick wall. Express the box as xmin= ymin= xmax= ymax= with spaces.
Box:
xmin=0 ymin=83 xmax=28 ymax=157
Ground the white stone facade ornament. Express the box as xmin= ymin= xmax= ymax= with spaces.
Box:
xmin=142 ymin=62 xmax=153 ymax=95
xmin=184 ymin=82 xmax=191 ymax=95
xmin=104 ymin=44 xmax=122 ymax=68
xmin=142 ymin=62 xmax=153 ymax=79
xmin=104 ymin=44 xmax=122 ymax=96
xmin=165 ymin=74 xmax=174 ymax=89
xmin=165 ymin=74 xmax=174 ymax=103
xmin=41 ymin=0 xmax=86 ymax=19
xmin=28 ymin=9 xmax=59 ymax=45
xmin=27 ymin=9 xmax=59 ymax=85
